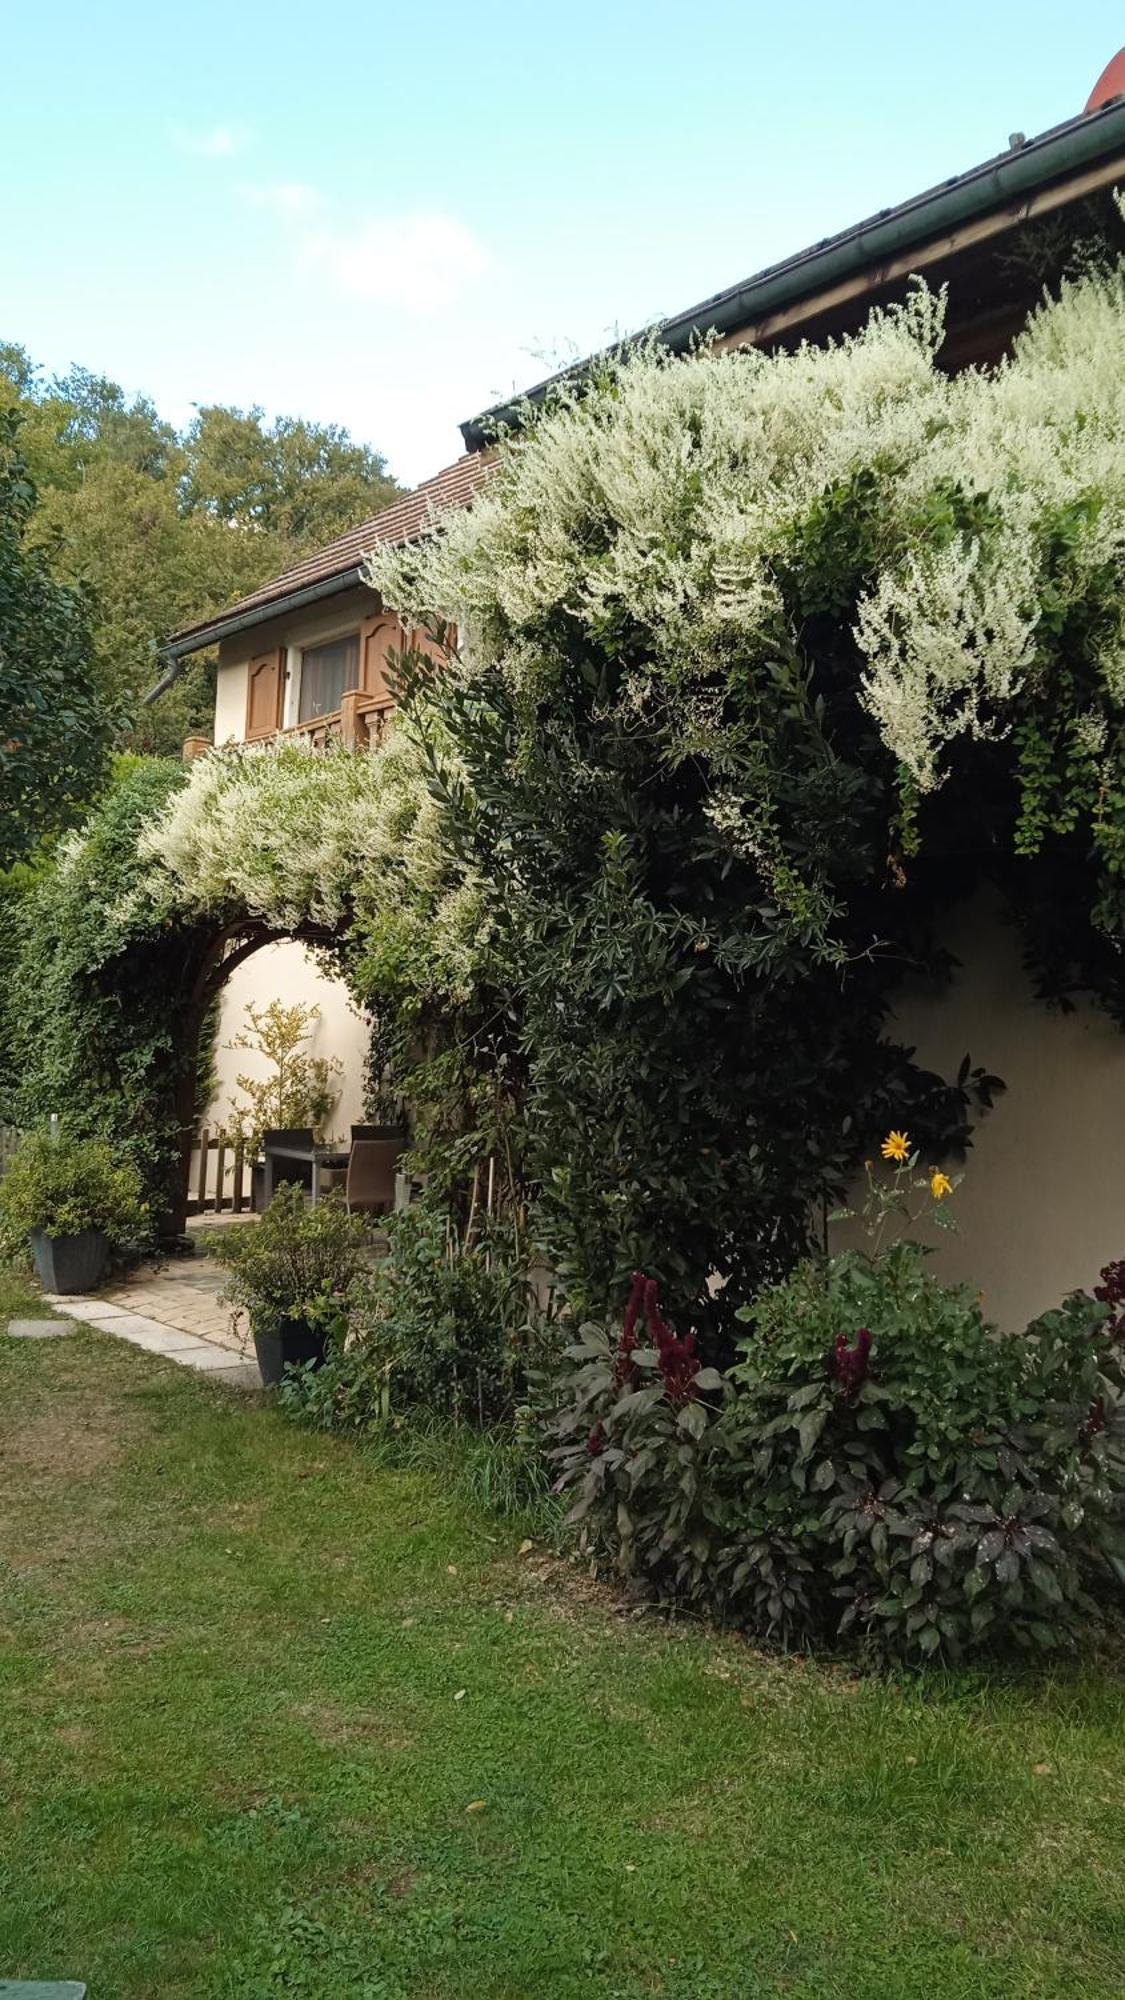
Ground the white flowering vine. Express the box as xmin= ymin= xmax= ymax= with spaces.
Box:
xmin=368 ymin=262 xmax=1125 ymax=800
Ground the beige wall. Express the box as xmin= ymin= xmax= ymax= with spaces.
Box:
xmin=213 ymin=584 xmax=379 ymax=745
xmin=833 ymin=895 xmax=1125 ymax=1330
xmin=204 ymin=939 xmax=370 ymax=1149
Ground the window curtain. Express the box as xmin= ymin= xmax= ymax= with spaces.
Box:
xmin=298 ymin=634 xmax=360 ymax=721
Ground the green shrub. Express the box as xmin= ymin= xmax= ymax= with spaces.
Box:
xmin=548 ymin=1252 xmax=1125 ymax=1662
xmin=0 ymin=1132 xmax=147 ymax=1248
xmin=208 ymin=1183 xmax=369 ymax=1339
xmin=282 ymin=1202 xmax=553 ymax=1431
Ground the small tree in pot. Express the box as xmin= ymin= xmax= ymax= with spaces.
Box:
xmin=221 ymin=1001 xmax=342 ymax=1209
xmin=210 ymin=1182 xmax=369 ymax=1386
xmin=0 ymin=1133 xmax=148 ymax=1292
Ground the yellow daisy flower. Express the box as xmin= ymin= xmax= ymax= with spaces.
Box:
xmin=881 ymin=1130 xmax=910 ymax=1163
xmin=930 ymin=1170 xmax=953 ymax=1201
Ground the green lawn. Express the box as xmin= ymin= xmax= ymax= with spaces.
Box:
xmin=3 ymin=1324 xmax=1125 ymax=1999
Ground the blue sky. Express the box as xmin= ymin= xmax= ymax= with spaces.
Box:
xmin=3 ymin=2 xmax=1124 ymax=485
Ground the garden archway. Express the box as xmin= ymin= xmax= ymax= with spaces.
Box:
xmin=169 ymin=914 xmax=343 ymax=1236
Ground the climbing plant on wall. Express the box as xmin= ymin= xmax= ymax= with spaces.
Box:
xmin=11 ymin=258 xmax=1125 ymax=1327
xmin=1 ymin=734 xmax=486 ymax=1233
xmin=368 ymin=259 xmax=1125 ymax=1338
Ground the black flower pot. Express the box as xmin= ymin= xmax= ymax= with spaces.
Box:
xmin=30 ymin=1228 xmax=110 ymax=1295
xmin=252 ymin=1315 xmax=327 ymax=1388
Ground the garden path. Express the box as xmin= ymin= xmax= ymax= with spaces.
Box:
xmin=42 ymin=1251 xmax=260 ymax=1389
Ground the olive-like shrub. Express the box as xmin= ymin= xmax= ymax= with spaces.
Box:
xmin=549 ymin=1252 xmax=1125 ymax=1663
xmin=0 ymin=1132 xmax=148 ymax=1252
xmin=279 ymin=1202 xmax=554 ymax=1433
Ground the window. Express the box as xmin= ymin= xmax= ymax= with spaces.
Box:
xmin=298 ymin=633 xmax=360 ymax=722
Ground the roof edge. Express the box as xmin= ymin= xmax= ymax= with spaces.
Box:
xmin=459 ymin=97 xmax=1125 ymax=449
xmin=164 ymin=565 xmax=366 ymax=661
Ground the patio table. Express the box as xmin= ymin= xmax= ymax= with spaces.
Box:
xmin=262 ymin=1138 xmax=350 ymax=1206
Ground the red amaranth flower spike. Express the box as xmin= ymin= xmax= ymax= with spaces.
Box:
xmin=613 ymin=1271 xmax=648 ymax=1387
xmin=1083 ymin=1396 xmax=1106 ymax=1441
xmin=834 ymin=1327 xmax=872 ymax=1396
xmin=639 ymin=1275 xmax=700 ymax=1403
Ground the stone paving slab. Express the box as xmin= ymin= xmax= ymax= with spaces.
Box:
xmin=41 ymin=1291 xmax=260 ymax=1389
xmin=104 ymin=1317 xmax=206 ymax=1354
xmin=6 ymin=1318 xmax=73 ymax=1339
xmin=46 ymin=1298 xmax=129 ymax=1322
xmin=172 ymin=1340 xmax=254 ymax=1373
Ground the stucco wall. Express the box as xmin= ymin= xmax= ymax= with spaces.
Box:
xmin=204 ymin=939 xmax=369 ymax=1147
xmin=213 ymin=584 xmax=379 ymax=745
xmin=213 ymin=659 xmax=249 ymax=745
xmin=836 ymin=896 xmax=1125 ymax=1330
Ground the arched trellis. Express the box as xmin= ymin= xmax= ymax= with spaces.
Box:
xmin=167 ymin=914 xmax=344 ymax=1236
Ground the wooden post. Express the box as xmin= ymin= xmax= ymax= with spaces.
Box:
xmin=196 ymin=1127 xmax=209 ymax=1210
xmin=215 ymin=1135 xmax=227 ymax=1213
xmin=182 ymin=734 xmax=212 ymax=761
xmin=339 ymin=689 xmax=366 ymax=749
xmin=232 ymin=1137 xmax=245 ymax=1214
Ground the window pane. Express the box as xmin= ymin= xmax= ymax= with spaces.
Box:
xmin=299 ymin=634 xmax=359 ymax=721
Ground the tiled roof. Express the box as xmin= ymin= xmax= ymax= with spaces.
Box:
xmin=167 ymin=451 xmax=492 ymax=653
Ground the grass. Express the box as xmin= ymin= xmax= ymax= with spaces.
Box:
xmin=2 ymin=1330 xmax=1125 ymax=1999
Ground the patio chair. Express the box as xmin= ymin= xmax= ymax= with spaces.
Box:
xmin=345 ymin=1137 xmax=403 ymax=1215
xmin=261 ymin=1128 xmax=315 ymax=1204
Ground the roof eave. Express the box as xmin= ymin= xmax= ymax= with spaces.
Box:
xmin=163 ymin=564 xmax=368 ymax=663
xmin=459 ymin=97 xmax=1125 ymax=450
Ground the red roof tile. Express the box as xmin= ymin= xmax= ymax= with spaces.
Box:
xmin=168 ymin=451 xmax=492 ymax=652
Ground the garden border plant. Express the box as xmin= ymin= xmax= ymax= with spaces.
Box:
xmin=547 ymin=1145 xmax=1125 ymax=1663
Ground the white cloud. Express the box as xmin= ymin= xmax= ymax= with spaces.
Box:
xmin=299 ymin=212 xmax=489 ymax=310
xmin=246 ymin=181 xmax=322 ymax=222
xmin=172 ymin=123 xmax=252 ymax=161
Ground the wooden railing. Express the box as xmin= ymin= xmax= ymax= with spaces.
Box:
xmin=188 ymin=1127 xmax=254 ymax=1215
xmin=282 ymin=690 xmax=394 ymax=750
xmin=185 ymin=692 xmax=395 ymax=762
xmin=0 ymin=1124 xmax=23 ymax=1178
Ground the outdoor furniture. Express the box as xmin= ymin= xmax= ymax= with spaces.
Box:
xmin=345 ymin=1137 xmax=404 ymax=1215
xmin=261 ymin=1129 xmax=350 ymax=1206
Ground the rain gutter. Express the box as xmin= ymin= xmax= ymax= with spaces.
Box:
xmin=143 ymin=566 xmax=365 ymax=703
xmin=459 ymin=98 xmax=1125 ymax=450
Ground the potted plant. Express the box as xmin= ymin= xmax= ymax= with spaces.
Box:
xmin=209 ymin=1182 xmax=369 ymax=1386
xmin=220 ymin=1000 xmax=342 ymax=1211
xmin=0 ymin=1132 xmax=148 ymax=1293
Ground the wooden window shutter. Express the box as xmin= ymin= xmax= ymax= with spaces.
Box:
xmin=410 ymin=620 xmax=455 ymax=664
xmin=245 ymin=647 xmax=285 ymax=740
xmin=359 ymin=615 xmax=395 ymax=704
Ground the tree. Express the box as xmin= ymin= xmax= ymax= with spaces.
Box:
xmin=0 ymin=348 xmax=404 ymax=755
xmin=0 ymin=409 xmax=113 ymax=866
xmin=181 ymin=404 xmax=400 ymax=543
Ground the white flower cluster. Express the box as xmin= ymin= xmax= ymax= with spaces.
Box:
xmin=127 ymin=726 xmax=487 ymax=1005
xmin=368 ymin=265 xmax=1125 ymax=796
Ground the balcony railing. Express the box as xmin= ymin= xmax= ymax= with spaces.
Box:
xmin=184 ymin=689 xmax=395 ymax=761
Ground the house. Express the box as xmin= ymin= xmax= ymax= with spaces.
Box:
xmin=162 ymin=58 xmax=1125 ymax=1322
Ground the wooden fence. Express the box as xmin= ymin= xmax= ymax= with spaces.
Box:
xmin=188 ymin=1127 xmax=255 ymax=1215
xmin=0 ymin=1125 xmax=23 ymax=1178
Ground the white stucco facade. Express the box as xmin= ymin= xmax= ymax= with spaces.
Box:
xmin=832 ymin=896 xmax=1125 ymax=1331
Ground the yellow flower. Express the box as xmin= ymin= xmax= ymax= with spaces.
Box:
xmin=881 ymin=1130 xmax=910 ymax=1163
xmin=930 ymin=1170 xmax=953 ymax=1201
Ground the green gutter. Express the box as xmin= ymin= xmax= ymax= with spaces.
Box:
xmin=460 ymin=97 xmax=1125 ymax=451
xmin=143 ymin=567 xmax=366 ymax=702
